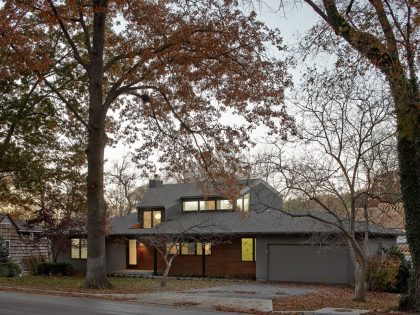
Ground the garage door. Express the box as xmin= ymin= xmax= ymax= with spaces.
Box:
xmin=268 ymin=244 xmax=352 ymax=284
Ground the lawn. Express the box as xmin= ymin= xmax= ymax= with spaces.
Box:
xmin=0 ymin=275 xmax=236 ymax=294
xmin=273 ymin=284 xmax=400 ymax=312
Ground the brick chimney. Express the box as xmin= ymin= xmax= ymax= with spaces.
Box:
xmin=149 ymin=174 xmax=163 ymax=188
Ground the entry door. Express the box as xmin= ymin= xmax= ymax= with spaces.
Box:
xmin=128 ymin=239 xmax=137 ymax=267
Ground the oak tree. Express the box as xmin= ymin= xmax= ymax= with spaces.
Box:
xmin=1 ymin=0 xmax=293 ymax=288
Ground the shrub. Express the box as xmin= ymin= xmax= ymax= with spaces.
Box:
xmin=21 ymin=255 xmax=48 ymax=275
xmin=367 ymin=255 xmax=400 ymax=292
xmin=383 ymin=246 xmax=412 ymax=293
xmin=0 ymin=261 xmax=22 ymax=277
xmin=36 ymin=262 xmax=74 ymax=276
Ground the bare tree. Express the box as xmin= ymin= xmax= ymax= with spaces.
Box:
xmin=254 ymin=68 xmax=398 ymax=301
xmin=105 ymin=155 xmax=145 ymax=217
xmin=138 ymin=221 xmax=225 ymax=287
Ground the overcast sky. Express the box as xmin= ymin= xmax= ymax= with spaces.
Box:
xmin=104 ymin=2 xmax=321 ymax=175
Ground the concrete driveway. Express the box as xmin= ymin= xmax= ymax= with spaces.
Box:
xmin=136 ymin=283 xmax=317 ymax=313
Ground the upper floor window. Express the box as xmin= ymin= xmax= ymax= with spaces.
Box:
xmin=183 ymin=199 xmax=233 ymax=211
xmin=71 ymin=238 xmax=87 ymax=259
xmin=143 ymin=210 xmax=162 ymax=228
xmin=236 ymin=193 xmax=250 ymax=211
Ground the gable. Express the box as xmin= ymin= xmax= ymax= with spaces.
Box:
xmin=0 ymin=216 xmax=13 ymax=225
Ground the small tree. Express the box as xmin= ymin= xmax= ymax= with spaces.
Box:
xmin=140 ymin=221 xmax=224 ymax=287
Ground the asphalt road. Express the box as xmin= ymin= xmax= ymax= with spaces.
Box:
xmin=0 ymin=291 xmax=242 ymax=315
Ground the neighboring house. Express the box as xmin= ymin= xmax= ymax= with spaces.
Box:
xmin=58 ymin=178 xmax=401 ymax=284
xmin=0 ymin=214 xmax=49 ymax=269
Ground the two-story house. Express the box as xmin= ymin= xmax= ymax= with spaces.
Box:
xmin=58 ymin=177 xmax=401 ymax=284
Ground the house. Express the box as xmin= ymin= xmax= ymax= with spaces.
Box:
xmin=58 ymin=178 xmax=401 ymax=284
xmin=0 ymin=214 xmax=49 ymax=269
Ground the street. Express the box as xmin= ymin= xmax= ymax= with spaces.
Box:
xmin=0 ymin=291 xmax=242 ymax=315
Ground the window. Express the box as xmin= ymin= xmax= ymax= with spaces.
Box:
xmin=71 ymin=238 xmax=87 ymax=259
xmin=183 ymin=201 xmax=199 ymax=211
xmin=167 ymin=243 xmax=180 ymax=255
xmin=199 ymin=200 xmax=215 ymax=211
xmin=217 ymin=199 xmax=233 ymax=210
xmin=143 ymin=210 xmax=162 ymax=228
xmin=237 ymin=193 xmax=250 ymax=211
xmin=128 ymin=240 xmax=137 ymax=265
xmin=197 ymin=242 xmax=211 ymax=255
xmin=241 ymin=238 xmax=256 ymax=261
xmin=1 ymin=240 xmax=11 ymax=258
xmin=174 ymin=242 xmax=211 ymax=255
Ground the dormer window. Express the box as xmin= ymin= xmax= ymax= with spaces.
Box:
xmin=182 ymin=199 xmax=233 ymax=212
xmin=236 ymin=193 xmax=250 ymax=211
xmin=143 ymin=210 xmax=162 ymax=228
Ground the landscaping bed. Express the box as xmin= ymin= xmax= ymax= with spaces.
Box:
xmin=273 ymin=284 xmax=400 ymax=312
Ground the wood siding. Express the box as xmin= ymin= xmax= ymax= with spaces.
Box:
xmin=0 ymin=223 xmax=49 ymax=271
xmin=136 ymin=237 xmax=255 ymax=279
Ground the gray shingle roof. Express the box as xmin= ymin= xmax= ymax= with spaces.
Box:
xmin=109 ymin=210 xmax=402 ymax=236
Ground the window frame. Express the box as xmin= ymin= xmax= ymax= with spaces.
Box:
xmin=169 ymin=241 xmax=212 ymax=256
xmin=71 ymin=238 xmax=87 ymax=260
xmin=241 ymin=238 xmax=256 ymax=262
xmin=236 ymin=193 xmax=250 ymax=211
xmin=143 ymin=210 xmax=162 ymax=228
xmin=4 ymin=240 xmax=10 ymax=258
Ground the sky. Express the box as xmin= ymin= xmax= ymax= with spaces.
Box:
xmin=104 ymin=1 xmax=322 ymax=176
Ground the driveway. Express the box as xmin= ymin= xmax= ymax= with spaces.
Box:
xmin=135 ymin=283 xmax=317 ymax=313
xmin=0 ymin=291 xmax=243 ymax=315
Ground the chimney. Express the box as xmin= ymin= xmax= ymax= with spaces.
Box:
xmin=149 ymin=174 xmax=163 ymax=188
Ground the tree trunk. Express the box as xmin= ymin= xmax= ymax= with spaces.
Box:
xmin=83 ymin=0 xmax=112 ymax=289
xmin=391 ymin=78 xmax=420 ymax=311
xmin=160 ymin=258 xmax=173 ymax=287
xmin=354 ymin=258 xmax=367 ymax=302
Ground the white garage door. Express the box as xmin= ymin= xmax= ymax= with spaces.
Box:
xmin=268 ymin=244 xmax=352 ymax=284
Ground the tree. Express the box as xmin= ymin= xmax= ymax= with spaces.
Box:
xmin=1 ymin=0 xmax=293 ymax=288
xmin=105 ymin=155 xmax=145 ymax=217
xmin=140 ymin=220 xmax=224 ymax=287
xmin=278 ymin=0 xmax=419 ymax=308
xmin=255 ymin=67 xmax=397 ymax=301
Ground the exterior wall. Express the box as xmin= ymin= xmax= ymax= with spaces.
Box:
xmin=0 ymin=222 xmax=49 ymax=271
xmin=57 ymin=236 xmax=127 ymax=274
xmin=136 ymin=237 xmax=256 ymax=278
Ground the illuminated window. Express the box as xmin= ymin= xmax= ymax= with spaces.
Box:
xmin=181 ymin=243 xmax=196 ymax=255
xmin=196 ymin=242 xmax=211 ymax=255
xmin=241 ymin=238 xmax=256 ymax=261
xmin=199 ymin=200 xmax=215 ymax=211
xmin=237 ymin=193 xmax=250 ymax=211
xmin=183 ymin=201 xmax=199 ymax=211
xmin=167 ymin=243 xmax=180 ymax=255
xmin=71 ymin=238 xmax=87 ymax=260
xmin=217 ymin=199 xmax=233 ymax=210
xmin=128 ymin=240 xmax=137 ymax=265
xmin=143 ymin=210 xmax=162 ymax=228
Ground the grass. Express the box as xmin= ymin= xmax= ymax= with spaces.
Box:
xmin=0 ymin=275 xmax=236 ymax=294
xmin=273 ymin=284 xmax=400 ymax=312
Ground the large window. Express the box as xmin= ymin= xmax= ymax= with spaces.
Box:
xmin=241 ymin=238 xmax=256 ymax=261
xmin=71 ymin=238 xmax=87 ymax=259
xmin=199 ymin=200 xmax=215 ymax=211
xmin=183 ymin=201 xmax=199 ymax=211
xmin=143 ymin=210 xmax=162 ymax=228
xmin=168 ymin=242 xmax=211 ymax=256
xmin=183 ymin=199 xmax=232 ymax=211
xmin=216 ymin=199 xmax=233 ymax=210
xmin=237 ymin=193 xmax=250 ymax=211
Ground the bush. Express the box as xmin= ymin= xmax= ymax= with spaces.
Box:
xmin=0 ymin=261 xmax=22 ymax=277
xmin=383 ymin=246 xmax=412 ymax=293
xmin=36 ymin=262 xmax=74 ymax=276
xmin=367 ymin=255 xmax=400 ymax=292
xmin=21 ymin=255 xmax=48 ymax=275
